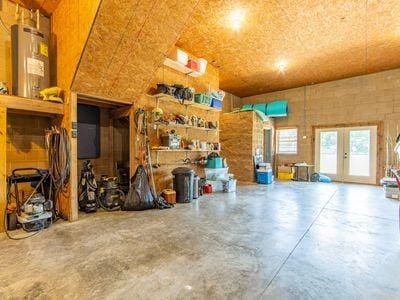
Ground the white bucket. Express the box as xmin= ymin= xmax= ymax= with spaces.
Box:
xmin=197 ymin=58 xmax=208 ymax=74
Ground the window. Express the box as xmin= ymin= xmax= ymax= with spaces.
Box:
xmin=277 ymin=128 xmax=298 ymax=154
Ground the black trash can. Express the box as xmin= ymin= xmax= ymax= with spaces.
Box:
xmin=172 ymin=167 xmax=194 ymax=203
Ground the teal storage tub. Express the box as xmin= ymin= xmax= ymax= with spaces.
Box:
xmin=194 ymin=93 xmax=212 ymax=106
xmin=266 ymin=100 xmax=288 ymax=117
xmin=207 ymin=157 xmax=223 ymax=168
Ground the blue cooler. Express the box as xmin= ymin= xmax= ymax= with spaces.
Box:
xmin=257 ymin=170 xmax=273 ymax=184
xmin=211 ymin=98 xmax=222 ymax=109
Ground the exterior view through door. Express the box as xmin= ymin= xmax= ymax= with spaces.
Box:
xmin=315 ymin=126 xmax=377 ymax=184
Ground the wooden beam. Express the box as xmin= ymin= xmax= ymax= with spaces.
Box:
xmin=110 ymin=106 xmax=131 ymax=120
xmin=0 ymin=106 xmax=7 ymax=232
xmin=69 ymin=92 xmax=78 ymax=221
xmin=0 ymin=95 xmax=64 ymax=116
xmin=77 ymin=93 xmax=132 ymax=106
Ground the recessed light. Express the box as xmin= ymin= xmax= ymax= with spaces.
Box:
xmin=229 ymin=9 xmax=245 ymax=31
xmin=276 ymin=60 xmax=288 ymax=72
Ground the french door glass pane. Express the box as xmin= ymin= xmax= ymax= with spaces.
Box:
xmin=349 ymin=130 xmax=370 ymax=176
xmin=320 ymin=131 xmax=338 ymax=174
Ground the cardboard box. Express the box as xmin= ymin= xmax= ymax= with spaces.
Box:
xmin=278 ymin=165 xmax=294 ymax=173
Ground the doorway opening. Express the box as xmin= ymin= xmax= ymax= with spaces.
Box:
xmin=315 ymin=125 xmax=377 ymax=184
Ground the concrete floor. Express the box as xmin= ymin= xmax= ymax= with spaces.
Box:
xmin=0 ymin=181 xmax=399 ymax=299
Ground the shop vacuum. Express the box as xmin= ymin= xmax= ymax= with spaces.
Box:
xmin=78 ymin=161 xmax=125 ymax=213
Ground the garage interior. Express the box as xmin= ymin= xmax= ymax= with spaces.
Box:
xmin=0 ymin=0 xmax=399 ymax=298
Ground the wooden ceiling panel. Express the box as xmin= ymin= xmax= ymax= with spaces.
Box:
xmin=10 ymin=0 xmax=60 ymax=15
xmin=72 ymin=0 xmax=201 ymax=101
xmin=177 ymin=0 xmax=400 ymax=97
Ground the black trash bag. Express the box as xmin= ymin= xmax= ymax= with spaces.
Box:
xmin=122 ymin=165 xmax=155 ymax=211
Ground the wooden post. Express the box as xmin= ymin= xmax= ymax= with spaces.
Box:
xmin=0 ymin=106 xmax=7 ymax=232
xmin=69 ymin=92 xmax=78 ymax=221
xmin=129 ymin=106 xmax=136 ymax=176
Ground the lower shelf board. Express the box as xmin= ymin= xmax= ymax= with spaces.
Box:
xmin=0 ymin=95 xmax=64 ymax=116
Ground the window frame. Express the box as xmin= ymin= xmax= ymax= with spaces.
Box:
xmin=276 ymin=127 xmax=298 ymax=155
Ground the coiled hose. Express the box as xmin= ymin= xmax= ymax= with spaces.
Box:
xmin=45 ymin=126 xmax=71 ymax=218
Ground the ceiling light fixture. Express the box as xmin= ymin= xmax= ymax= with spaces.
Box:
xmin=276 ymin=60 xmax=288 ymax=72
xmin=229 ymin=9 xmax=245 ymax=31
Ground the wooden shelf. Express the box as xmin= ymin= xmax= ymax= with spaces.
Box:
xmin=151 ymin=149 xmax=220 ymax=153
xmin=0 ymin=95 xmax=64 ymax=116
xmin=148 ymin=93 xmax=222 ymax=112
xmin=163 ymin=58 xmax=203 ymax=78
xmin=153 ymin=122 xmax=220 ymax=132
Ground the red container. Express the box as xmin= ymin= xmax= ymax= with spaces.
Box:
xmin=186 ymin=59 xmax=198 ymax=71
xmin=203 ymin=184 xmax=213 ymax=194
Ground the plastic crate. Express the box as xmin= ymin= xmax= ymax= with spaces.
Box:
xmin=277 ymin=172 xmax=294 ymax=180
xmin=206 ymin=157 xmax=223 ymax=168
xmin=205 ymin=167 xmax=229 ymax=180
xmin=211 ymin=98 xmax=222 ymax=109
xmin=194 ymin=93 xmax=212 ymax=106
xmin=257 ymin=170 xmax=273 ymax=184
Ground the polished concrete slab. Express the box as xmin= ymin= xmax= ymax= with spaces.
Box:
xmin=0 ymin=182 xmax=399 ymax=299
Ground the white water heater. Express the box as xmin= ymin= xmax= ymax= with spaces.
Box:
xmin=11 ymin=24 xmax=49 ymax=99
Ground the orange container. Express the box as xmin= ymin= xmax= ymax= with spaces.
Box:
xmin=162 ymin=189 xmax=176 ymax=204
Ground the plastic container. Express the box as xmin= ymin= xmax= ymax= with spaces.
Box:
xmin=211 ymin=98 xmax=222 ymax=109
xmin=257 ymin=170 xmax=273 ymax=184
xmin=277 ymin=172 xmax=294 ymax=180
xmin=205 ymin=167 xmax=229 ymax=180
xmin=193 ymin=175 xmax=200 ymax=199
xmin=194 ymin=93 xmax=212 ymax=106
xmin=162 ymin=189 xmax=176 ymax=204
xmin=206 ymin=180 xmax=223 ymax=192
xmin=206 ymin=157 xmax=223 ymax=168
xmin=172 ymin=167 xmax=194 ymax=203
xmin=384 ymin=186 xmax=400 ymax=199
xmin=197 ymin=58 xmax=208 ymax=74
xmin=203 ymin=184 xmax=212 ymax=194
xmin=187 ymin=59 xmax=198 ymax=71
xmin=171 ymin=48 xmax=188 ymax=65
xmin=222 ymin=179 xmax=237 ymax=192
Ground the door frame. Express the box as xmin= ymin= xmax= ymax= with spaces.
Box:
xmin=312 ymin=121 xmax=383 ymax=185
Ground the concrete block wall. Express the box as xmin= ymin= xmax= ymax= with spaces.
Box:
xmin=241 ymin=69 xmax=400 ymax=181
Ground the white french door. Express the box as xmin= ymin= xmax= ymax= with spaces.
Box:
xmin=315 ymin=126 xmax=377 ymax=184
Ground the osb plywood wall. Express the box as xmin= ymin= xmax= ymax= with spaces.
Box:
xmin=241 ymin=68 xmax=400 ymax=182
xmin=51 ymin=0 xmax=100 ymax=90
xmin=72 ymin=0 xmax=201 ymax=101
xmin=6 ymin=114 xmax=50 ymax=174
xmin=220 ymin=111 xmax=267 ymax=183
xmin=134 ymin=53 xmax=220 ymax=191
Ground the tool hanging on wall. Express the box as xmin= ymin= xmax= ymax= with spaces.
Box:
xmin=132 ymin=108 xmax=171 ymax=209
xmin=45 ymin=126 xmax=70 ymax=219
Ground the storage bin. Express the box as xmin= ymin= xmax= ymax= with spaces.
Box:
xmin=197 ymin=58 xmax=208 ymax=74
xmin=194 ymin=93 xmax=212 ymax=106
xmin=187 ymin=59 xmax=198 ymax=71
xmin=206 ymin=157 xmax=223 ymax=168
xmin=162 ymin=189 xmax=176 ymax=204
xmin=222 ymin=179 xmax=237 ymax=192
xmin=206 ymin=180 xmax=223 ymax=192
xmin=277 ymin=172 xmax=294 ymax=180
xmin=211 ymin=98 xmax=222 ymax=109
xmin=257 ymin=170 xmax=273 ymax=184
xmin=205 ymin=167 xmax=229 ymax=180
xmin=384 ymin=186 xmax=400 ymax=199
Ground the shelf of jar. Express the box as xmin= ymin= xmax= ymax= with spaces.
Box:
xmin=153 ymin=122 xmax=220 ymax=132
xmin=148 ymin=93 xmax=221 ymax=112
